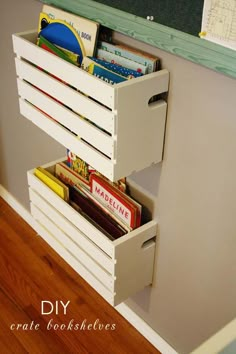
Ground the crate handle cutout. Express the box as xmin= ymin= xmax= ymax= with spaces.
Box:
xmin=148 ymin=94 xmax=166 ymax=107
xmin=142 ymin=236 xmax=156 ymax=249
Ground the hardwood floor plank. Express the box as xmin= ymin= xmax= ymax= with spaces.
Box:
xmin=0 ymin=286 xmax=73 ymax=354
xmin=0 ymin=312 xmax=27 ymax=354
xmin=0 ymin=197 xmax=160 ymax=354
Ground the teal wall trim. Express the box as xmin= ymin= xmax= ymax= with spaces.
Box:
xmin=41 ymin=0 xmax=236 ymax=79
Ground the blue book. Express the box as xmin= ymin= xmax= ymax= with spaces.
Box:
xmin=88 ymin=56 xmax=143 ymax=78
xmin=82 ymin=57 xmax=128 ymax=84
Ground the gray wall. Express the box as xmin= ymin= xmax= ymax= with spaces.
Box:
xmin=0 ymin=0 xmax=65 ymax=209
xmin=1 ymin=1 xmax=236 ymax=353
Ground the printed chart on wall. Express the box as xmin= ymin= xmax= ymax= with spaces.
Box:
xmin=200 ymin=0 xmax=236 ymax=50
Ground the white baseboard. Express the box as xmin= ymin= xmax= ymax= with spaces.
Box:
xmin=116 ymin=303 xmax=178 ymax=354
xmin=0 ymin=184 xmax=178 ymax=354
xmin=0 ymin=184 xmax=36 ymax=230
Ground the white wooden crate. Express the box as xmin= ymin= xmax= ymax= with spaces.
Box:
xmin=27 ymin=158 xmax=158 ymax=306
xmin=13 ymin=30 xmax=169 ymax=182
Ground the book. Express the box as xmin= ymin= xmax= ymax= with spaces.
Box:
xmin=96 ymin=48 xmax=148 ymax=75
xmin=90 ymin=173 xmax=142 ymax=229
xmin=98 ymin=41 xmax=159 ymax=74
xmin=66 ymin=150 xmax=95 ymax=181
xmin=82 ymin=56 xmax=128 ymax=84
xmin=37 ymin=35 xmax=79 ymax=66
xmin=38 ymin=13 xmax=85 ymax=65
xmin=40 ymin=5 xmax=100 ymax=56
xmin=69 ymin=185 xmax=127 ymax=240
xmin=55 ymin=161 xmax=90 ymax=190
xmin=74 ymin=182 xmax=132 ymax=232
xmin=66 ymin=150 xmax=127 ymax=193
xmin=88 ymin=56 xmax=143 ymax=78
xmin=34 ymin=167 xmax=69 ymax=201
xmin=56 ymin=45 xmax=80 ymax=66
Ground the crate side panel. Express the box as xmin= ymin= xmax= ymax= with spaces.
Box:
xmin=113 ymin=70 xmax=169 ymax=180
xmin=113 ymin=221 xmax=157 ymax=305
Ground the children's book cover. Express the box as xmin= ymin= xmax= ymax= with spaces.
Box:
xmin=82 ymin=56 xmax=128 ymax=84
xmin=40 ymin=5 xmax=100 ymax=57
xmin=96 ymin=48 xmax=148 ymax=75
xmin=90 ymin=173 xmax=142 ymax=229
xmin=38 ymin=13 xmax=85 ymax=65
xmin=98 ymin=41 xmax=159 ymax=73
xmin=34 ymin=166 xmax=69 ymax=201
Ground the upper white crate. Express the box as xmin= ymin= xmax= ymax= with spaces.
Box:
xmin=13 ymin=30 xmax=169 ymax=181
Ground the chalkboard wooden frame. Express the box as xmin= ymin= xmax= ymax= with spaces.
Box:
xmin=40 ymin=0 xmax=236 ymax=79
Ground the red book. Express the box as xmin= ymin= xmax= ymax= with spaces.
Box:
xmin=90 ymin=174 xmax=141 ymax=229
xmin=69 ymin=186 xmax=127 ymax=240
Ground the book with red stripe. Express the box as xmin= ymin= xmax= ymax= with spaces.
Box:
xmin=90 ymin=174 xmax=142 ymax=229
xmin=55 ymin=162 xmax=90 ymax=190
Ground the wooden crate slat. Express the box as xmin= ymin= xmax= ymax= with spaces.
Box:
xmin=17 ymin=79 xmax=114 ymax=157
xmin=12 ymin=31 xmax=115 ymax=109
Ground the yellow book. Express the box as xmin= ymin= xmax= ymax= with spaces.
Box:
xmin=34 ymin=167 xmax=69 ymax=201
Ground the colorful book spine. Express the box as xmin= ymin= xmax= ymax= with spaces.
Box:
xmin=37 ymin=36 xmax=79 ymax=66
xmin=55 ymin=45 xmax=80 ymax=66
xmin=96 ymin=48 xmax=148 ymax=75
xmin=82 ymin=57 xmax=128 ymax=84
xmin=55 ymin=162 xmax=90 ymax=190
xmin=88 ymin=56 xmax=143 ymax=78
xmin=67 ymin=150 xmax=95 ymax=180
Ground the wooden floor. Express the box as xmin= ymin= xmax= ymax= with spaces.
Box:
xmin=0 ymin=197 xmax=160 ymax=354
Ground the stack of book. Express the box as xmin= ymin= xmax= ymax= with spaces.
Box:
xmin=33 ymin=5 xmax=160 ymax=132
xmin=36 ymin=5 xmax=160 ymax=85
xmin=34 ymin=152 xmax=142 ymax=241
xmin=82 ymin=40 xmax=159 ymax=84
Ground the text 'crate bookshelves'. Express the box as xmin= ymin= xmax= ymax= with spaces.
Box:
xmin=12 ymin=29 xmax=169 ymax=306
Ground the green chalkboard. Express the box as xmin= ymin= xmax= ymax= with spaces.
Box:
xmin=94 ymin=0 xmax=204 ymax=36
xmin=41 ymin=0 xmax=236 ymax=79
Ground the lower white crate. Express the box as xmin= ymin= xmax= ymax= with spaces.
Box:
xmin=27 ymin=158 xmax=158 ymax=306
